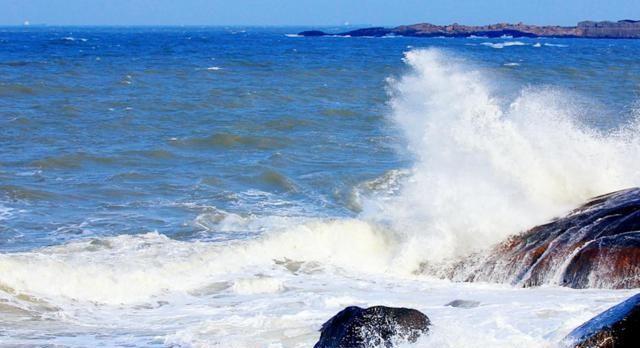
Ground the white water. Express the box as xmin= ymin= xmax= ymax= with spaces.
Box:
xmin=0 ymin=203 xmax=13 ymax=221
xmin=362 ymin=48 xmax=640 ymax=268
xmin=481 ymin=41 xmax=527 ymax=49
xmin=1 ymin=48 xmax=639 ymax=347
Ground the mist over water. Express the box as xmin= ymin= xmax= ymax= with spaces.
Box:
xmin=1 ymin=28 xmax=640 ymax=346
xmin=363 ymin=48 xmax=640 ymax=267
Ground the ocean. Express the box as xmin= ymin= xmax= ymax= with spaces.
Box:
xmin=0 ymin=27 xmax=639 ymax=347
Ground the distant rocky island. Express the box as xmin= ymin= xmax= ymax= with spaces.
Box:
xmin=299 ymin=20 xmax=640 ymax=38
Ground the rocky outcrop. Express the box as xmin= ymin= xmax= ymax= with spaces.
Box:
xmin=314 ymin=306 xmax=430 ymax=348
xmin=438 ymin=188 xmax=640 ymax=289
xmin=299 ymin=20 xmax=640 ymax=39
xmin=564 ymin=293 xmax=640 ymax=347
xmin=578 ymin=20 xmax=640 ymax=38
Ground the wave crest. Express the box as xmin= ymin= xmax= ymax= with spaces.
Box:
xmin=362 ymin=48 xmax=640 ymax=265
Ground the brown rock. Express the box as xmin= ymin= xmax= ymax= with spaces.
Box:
xmin=443 ymin=188 xmax=640 ymax=289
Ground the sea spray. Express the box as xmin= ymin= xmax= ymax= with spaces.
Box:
xmin=362 ymin=48 xmax=640 ymax=269
xmin=2 ymin=49 xmax=640 ymax=307
xmin=0 ymin=220 xmax=397 ymax=304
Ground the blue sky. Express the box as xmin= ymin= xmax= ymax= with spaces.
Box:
xmin=2 ymin=0 xmax=639 ymax=26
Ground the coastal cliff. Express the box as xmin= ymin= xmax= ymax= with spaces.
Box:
xmin=299 ymin=20 xmax=640 ymax=38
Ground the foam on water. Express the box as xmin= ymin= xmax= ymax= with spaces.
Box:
xmin=362 ymin=48 xmax=640 ymax=267
xmin=0 ymin=219 xmax=398 ymax=304
xmin=1 ymin=47 xmax=640 ymax=347
xmin=0 ymin=203 xmax=12 ymax=221
xmin=481 ymin=41 xmax=527 ymax=49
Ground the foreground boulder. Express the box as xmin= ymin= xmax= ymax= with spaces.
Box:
xmin=441 ymin=188 xmax=640 ymax=289
xmin=564 ymin=293 xmax=640 ymax=347
xmin=314 ymin=306 xmax=430 ymax=348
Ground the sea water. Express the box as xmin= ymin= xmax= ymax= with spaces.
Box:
xmin=0 ymin=27 xmax=639 ymax=347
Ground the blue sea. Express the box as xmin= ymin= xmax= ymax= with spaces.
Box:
xmin=1 ymin=27 xmax=639 ymax=347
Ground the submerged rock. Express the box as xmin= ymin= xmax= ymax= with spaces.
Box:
xmin=445 ymin=299 xmax=480 ymax=308
xmin=444 ymin=188 xmax=640 ymax=289
xmin=564 ymin=293 xmax=640 ymax=347
xmin=314 ymin=306 xmax=430 ymax=348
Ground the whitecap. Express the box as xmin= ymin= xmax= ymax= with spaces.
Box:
xmin=0 ymin=203 xmax=13 ymax=221
xmin=60 ymin=37 xmax=87 ymax=42
xmin=481 ymin=41 xmax=527 ymax=49
xmin=0 ymin=47 xmax=638 ymax=348
xmin=362 ymin=48 xmax=640 ymax=265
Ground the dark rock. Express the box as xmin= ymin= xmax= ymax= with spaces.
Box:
xmin=445 ymin=299 xmax=480 ymax=308
xmin=562 ymin=232 xmax=640 ymax=289
xmin=563 ymin=293 xmax=640 ymax=347
xmin=299 ymin=20 xmax=640 ymax=39
xmin=299 ymin=27 xmax=391 ymax=37
xmin=298 ymin=30 xmax=327 ymax=37
xmin=338 ymin=27 xmax=392 ymax=37
xmin=314 ymin=306 xmax=430 ymax=348
xmin=439 ymin=188 xmax=640 ymax=289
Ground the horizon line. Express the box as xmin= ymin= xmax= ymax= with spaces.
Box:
xmin=6 ymin=19 xmax=638 ymax=28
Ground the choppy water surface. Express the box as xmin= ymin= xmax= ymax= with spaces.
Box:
xmin=1 ymin=27 xmax=639 ymax=347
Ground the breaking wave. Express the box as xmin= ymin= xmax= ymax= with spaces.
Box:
xmin=1 ymin=48 xmax=640 ymax=307
xmin=362 ymin=48 xmax=640 ymax=267
xmin=481 ymin=41 xmax=527 ymax=49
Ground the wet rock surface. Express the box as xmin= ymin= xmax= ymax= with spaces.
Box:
xmin=564 ymin=293 xmax=640 ymax=347
xmin=445 ymin=299 xmax=480 ymax=308
xmin=314 ymin=306 xmax=430 ymax=348
xmin=444 ymin=188 xmax=640 ymax=289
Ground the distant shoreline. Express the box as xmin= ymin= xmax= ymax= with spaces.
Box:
xmin=299 ymin=20 xmax=640 ymax=39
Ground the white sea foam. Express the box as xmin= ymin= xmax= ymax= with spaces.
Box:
xmin=61 ymin=37 xmax=88 ymax=42
xmin=232 ymin=277 xmax=285 ymax=294
xmin=361 ymin=48 xmax=640 ymax=267
xmin=285 ymin=34 xmax=302 ymax=38
xmin=481 ymin=41 xmax=527 ymax=49
xmin=544 ymin=43 xmax=569 ymax=48
xmin=161 ymin=283 xmax=635 ymax=348
xmin=504 ymin=62 xmax=520 ymax=66
xmin=0 ymin=203 xmax=13 ymax=221
xmin=2 ymin=49 xmax=639 ymax=304
xmin=206 ymin=66 xmax=222 ymax=71
xmin=0 ymin=219 xmax=397 ymax=304
xmin=1 ymin=48 xmax=639 ymax=347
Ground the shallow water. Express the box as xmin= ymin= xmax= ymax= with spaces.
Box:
xmin=0 ymin=27 xmax=639 ymax=347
